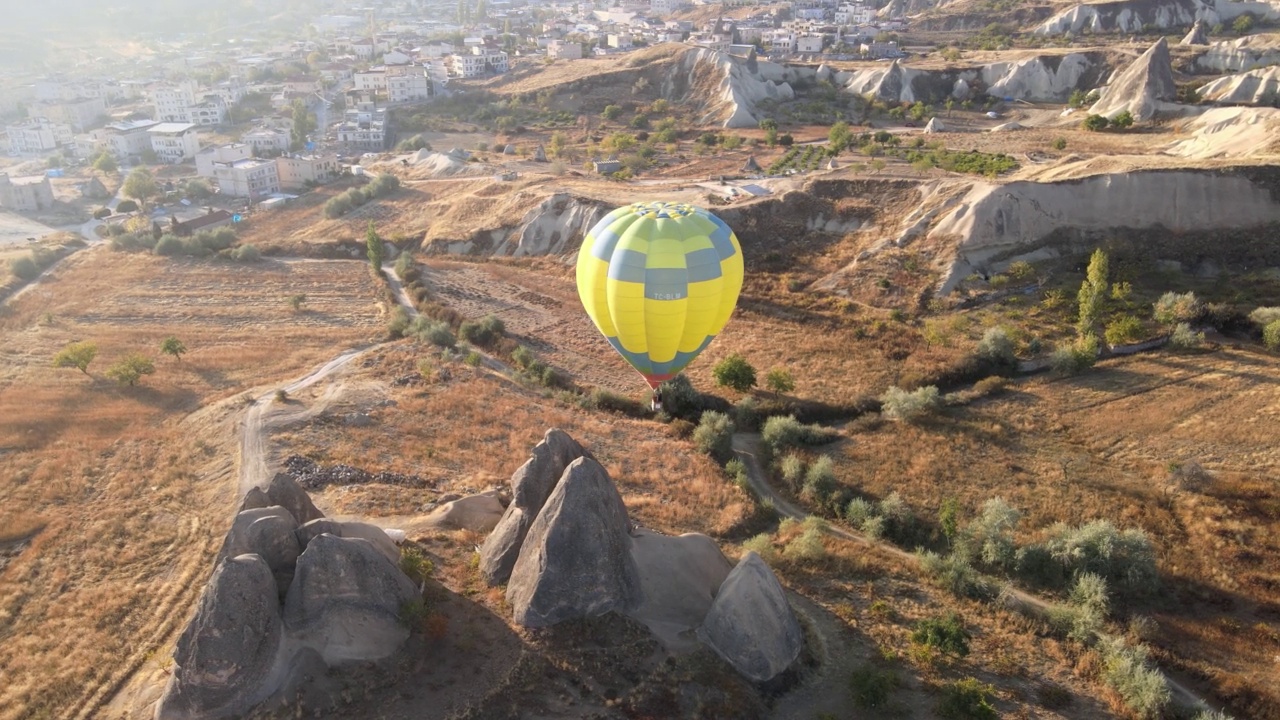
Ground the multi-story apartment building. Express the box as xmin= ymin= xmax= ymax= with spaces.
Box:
xmin=796 ymin=33 xmax=826 ymax=53
xmin=212 ymin=158 xmax=280 ymax=198
xmin=354 ymin=68 xmax=388 ymax=95
xmin=547 ymin=40 xmax=584 ymax=60
xmin=99 ymin=119 xmax=160 ymax=161
xmin=0 ymin=173 xmax=55 ymax=212
xmin=243 ymin=127 xmax=291 ymax=155
xmin=148 ymin=123 xmax=200 ymax=164
xmin=5 ymin=117 xmax=73 ymax=155
xmin=196 ymin=144 xmax=253 ymax=178
xmin=153 ymin=80 xmax=227 ymax=126
xmin=834 ymin=3 xmax=875 ymax=24
xmin=447 ymin=47 xmax=508 ymax=78
xmin=386 ymin=65 xmax=432 ymax=103
xmin=276 ymin=154 xmax=340 ymax=190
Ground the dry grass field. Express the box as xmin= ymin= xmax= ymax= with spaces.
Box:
xmin=0 ymin=249 xmax=383 ymax=720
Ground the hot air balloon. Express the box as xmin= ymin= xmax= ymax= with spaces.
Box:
xmin=577 ymin=201 xmax=743 ymax=389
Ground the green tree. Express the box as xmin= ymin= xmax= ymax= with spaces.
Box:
xmin=93 ymin=152 xmax=118 ymax=173
xmin=602 ymin=104 xmax=622 ymax=121
xmin=1111 ymin=110 xmax=1134 ymax=129
xmin=939 ymin=497 xmax=960 ymax=544
xmin=366 ymin=221 xmax=385 ymax=269
xmin=1076 ymin=248 xmax=1109 ymax=341
xmin=290 ymin=98 xmax=317 ymax=151
xmin=759 ymin=118 xmax=778 ymax=146
xmin=1264 ymin=319 xmax=1280 ymax=351
xmin=185 ymin=179 xmax=213 ymax=200
xmin=11 ymin=256 xmax=39 ymax=280
xmin=52 ymin=341 xmax=97 ymax=374
xmin=160 ymin=336 xmax=187 ymax=361
xmin=107 ymin=352 xmax=156 ymax=386
xmin=828 ymin=121 xmax=853 ymax=153
xmin=712 ymin=352 xmax=757 ymax=392
xmin=1082 ymin=114 xmax=1109 ymax=131
xmin=289 ymin=293 xmax=307 ymax=311
xmin=764 ymin=366 xmax=795 ymax=394
xmin=122 ymin=168 xmax=156 ymax=205
xmin=1233 ymin=13 xmax=1255 ymax=34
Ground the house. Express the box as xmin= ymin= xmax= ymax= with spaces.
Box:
xmin=283 ymin=77 xmax=323 ymax=95
xmin=593 ymin=159 xmax=622 ymax=174
xmin=650 ymin=0 xmax=687 ymax=14
xmin=100 ymin=119 xmax=160 ymax=161
xmin=212 ymin=158 xmax=280 ymax=198
xmin=422 ymin=42 xmax=455 ymax=58
xmin=606 ymin=33 xmax=633 ymax=49
xmin=171 ymin=209 xmax=234 ymax=236
xmin=319 ymin=63 xmax=355 ymax=85
xmin=351 ymin=37 xmax=392 ymax=60
xmin=243 ymin=127 xmax=291 ymax=155
xmin=196 ymin=144 xmax=253 ymax=178
xmin=276 ymin=154 xmax=340 ymax=190
xmin=354 ymin=68 xmax=388 ymax=94
xmin=547 ymin=40 xmax=583 ymax=60
xmin=796 ymin=34 xmax=825 ymax=53
xmin=383 ymin=50 xmax=412 ymax=66
xmin=861 ymin=41 xmax=902 ymax=59
xmin=447 ymin=47 xmax=509 ymax=78
xmin=835 ymin=4 xmax=874 ymax=24
xmin=691 ymin=34 xmax=731 ymax=52
xmin=336 ymin=103 xmax=388 ymax=151
xmin=212 ymin=76 xmax=247 ymax=105
xmin=6 ymin=117 xmax=73 ymax=155
xmin=148 ymin=123 xmax=201 ymax=163
xmin=0 ymin=173 xmax=55 ymax=212
xmin=386 ymin=65 xmax=432 ymax=103
xmin=153 ymin=81 xmax=227 ymax=126
xmin=27 ymin=97 xmax=106 ymax=132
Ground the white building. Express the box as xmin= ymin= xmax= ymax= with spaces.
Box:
xmin=606 ymin=33 xmax=633 ymax=49
xmin=835 ymin=4 xmax=874 ymax=24
xmin=148 ymin=123 xmax=200 ymax=164
xmin=691 ymin=34 xmax=731 ymax=52
xmin=650 ymin=0 xmax=687 ymax=14
xmin=447 ymin=47 xmax=509 ymax=78
xmin=547 ymin=40 xmax=583 ymax=60
xmin=213 ymin=158 xmax=280 ymax=198
xmin=425 ymin=59 xmax=450 ymax=85
xmin=354 ymin=68 xmax=388 ymax=94
xmin=153 ymin=80 xmax=227 ymax=126
xmin=796 ymin=34 xmax=825 ymax=53
xmin=243 ymin=127 xmax=291 ymax=155
xmin=276 ymin=154 xmax=340 ymax=190
xmin=386 ymin=65 xmax=432 ymax=103
xmin=100 ymin=119 xmax=160 ymax=160
xmin=6 ymin=117 xmax=72 ymax=155
xmin=766 ymin=31 xmax=795 ymax=52
xmin=212 ymin=76 xmax=246 ymax=105
xmin=795 ymin=7 xmax=829 ymax=20
xmin=196 ymin=144 xmax=252 ymax=178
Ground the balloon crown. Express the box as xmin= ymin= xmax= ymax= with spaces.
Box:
xmin=628 ymin=201 xmax=698 ymax=219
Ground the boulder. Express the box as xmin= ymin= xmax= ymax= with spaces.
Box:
xmin=923 ymin=117 xmax=945 ymax=133
xmin=221 ymin=506 xmax=301 ymax=597
xmin=1181 ymin=20 xmax=1209 ymax=46
xmin=266 ymin=472 xmax=325 ymax=525
xmin=239 ymin=486 xmax=271 ymax=513
xmin=296 ymin=518 xmax=401 ymax=567
xmin=156 ymin=554 xmax=283 ymax=719
xmin=952 ymin=77 xmax=972 ymax=100
xmin=420 ymin=490 xmax=506 ymax=533
xmin=626 ymin=530 xmax=734 ymax=649
xmin=479 ymin=428 xmax=593 ymax=585
xmin=697 ymin=552 xmax=803 ymax=683
xmin=506 ymin=457 xmax=643 ymax=627
xmin=284 ymin=534 xmax=418 ymax=664
xmin=1088 ymin=38 xmax=1176 ymax=122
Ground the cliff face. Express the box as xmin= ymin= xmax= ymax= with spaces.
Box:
xmin=842 ymin=53 xmax=1109 ymax=104
xmin=1087 ymin=39 xmax=1178 ymax=121
xmin=1034 ymin=0 xmax=1280 ymax=35
xmin=1192 ymin=33 xmax=1280 ymax=73
xmin=1198 ymin=66 xmax=1280 ymax=104
xmin=662 ymin=48 xmax=800 ymax=129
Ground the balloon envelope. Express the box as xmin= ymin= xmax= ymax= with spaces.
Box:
xmin=576 ymin=201 xmax=743 ymax=388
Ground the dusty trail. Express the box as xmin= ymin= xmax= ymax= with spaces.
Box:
xmin=730 ymin=432 xmax=1217 ymax=714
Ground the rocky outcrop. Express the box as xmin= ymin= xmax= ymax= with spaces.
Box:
xmin=626 ymin=530 xmax=734 ymax=648
xmin=156 ymin=555 xmax=284 ymax=720
xmin=1198 ymin=65 xmax=1280 ymax=104
xmin=1181 ymin=19 xmax=1210 ymax=45
xmin=924 ymin=117 xmax=945 ymax=133
xmin=479 ymin=428 xmax=593 ymax=586
xmin=420 ymin=490 xmax=507 ymax=533
xmin=296 ymin=518 xmax=401 ymax=566
xmin=1034 ymin=0 xmax=1274 ymax=35
xmin=495 ymin=194 xmax=609 ymax=257
xmin=284 ymin=534 xmax=419 ymax=664
xmin=921 ymin=168 xmax=1280 ymax=292
xmin=696 ymin=552 xmax=803 ymax=683
xmin=1166 ymin=106 xmax=1280 ymax=158
xmin=1193 ymin=33 xmax=1280 ymax=73
xmin=220 ymin=507 xmax=301 ymax=597
xmin=1088 ymin=38 xmax=1177 ymax=121
xmin=506 ymin=457 xmax=643 ymax=627
xmin=842 ymin=53 xmax=1106 ymax=104
xmin=266 ymin=472 xmax=325 ymax=525
xmin=663 ymin=47 xmax=799 ymax=128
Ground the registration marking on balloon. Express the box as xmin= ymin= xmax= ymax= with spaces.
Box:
xmin=576 ymin=201 xmax=744 ymax=389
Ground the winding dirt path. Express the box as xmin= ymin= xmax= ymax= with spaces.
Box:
xmin=730 ymin=432 xmax=1216 ymax=713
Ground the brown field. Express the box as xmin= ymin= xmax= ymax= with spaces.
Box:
xmin=0 ymin=249 xmax=383 ymax=720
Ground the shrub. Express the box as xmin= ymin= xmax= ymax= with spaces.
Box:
xmin=1153 ymin=291 xmax=1202 ymax=326
xmin=1032 ymin=520 xmax=1158 ymax=597
xmin=1051 ymin=137 xmax=1067 ymax=150
xmin=845 ymin=497 xmax=875 ymax=526
xmin=693 ymin=410 xmax=735 ymax=462
xmin=400 ymin=545 xmax=435 ymax=583
xmin=780 ymin=453 xmax=805 ymax=489
xmin=917 ymin=550 xmax=992 ymax=599
xmin=937 ymin=678 xmax=998 ymax=720
xmin=1104 ymin=315 xmax=1144 ymax=345
xmin=106 ymin=352 xmax=156 ymax=386
xmin=464 ymin=350 xmax=482 ymax=366
xmin=230 ymin=244 xmax=261 ymax=262
xmin=801 ymin=455 xmax=836 ymax=504
xmin=387 ymin=306 xmax=411 ymax=338
xmin=880 ymin=385 xmax=940 ymax=422
xmin=160 ymin=336 xmax=187 ymax=361
xmin=288 ymin=293 xmax=306 ymax=311
xmin=976 ymin=326 xmax=1016 ymax=368
xmin=52 ymin=341 xmax=98 ymax=374
xmin=964 ymin=497 xmax=1021 ymax=571
xmin=1111 ymin=110 xmax=1134 ymax=129
xmin=733 ymin=395 xmax=761 ymax=431
xmin=324 ymin=194 xmax=354 ymax=218
xmin=1082 ymin=114 xmax=1109 ymax=131
xmin=1265 ymin=319 xmax=1280 ymax=351
xmin=1250 ymin=306 xmax=1280 ymax=327
xmin=10 ymin=256 xmax=40 ymax=280
xmin=761 ymin=415 xmax=838 ymax=454
xmin=912 ymin=613 xmax=970 ymax=657
xmin=1050 ymin=337 xmax=1098 ymax=375
xmin=659 ymin=374 xmax=702 ymax=419
xmin=765 ymin=366 xmax=795 ymax=394
xmin=154 ymin=234 xmax=185 ymax=256
xmin=585 ymin=388 xmax=646 ymax=416
xmin=1191 ymin=709 xmax=1235 ymax=720
xmin=785 ymin=524 xmax=826 ymax=562
xmin=742 ymin=533 xmax=777 ymax=563
xmin=115 ymin=199 xmax=139 ymax=213
xmin=1170 ymin=322 xmax=1204 ymax=349
xmin=1099 ymin=639 xmax=1170 ymax=719
xmin=712 ymin=352 xmax=757 ymax=392
xmin=849 ymin=662 xmax=899 ymax=709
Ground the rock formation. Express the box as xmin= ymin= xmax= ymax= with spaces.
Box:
xmin=284 ymin=533 xmax=419 ymax=664
xmin=843 ymin=53 xmax=1105 ymax=104
xmin=1198 ymin=66 xmax=1280 ymax=104
xmin=496 ymin=193 xmax=608 ymax=256
xmin=1193 ymin=33 xmax=1280 ymax=73
xmin=156 ymin=555 xmax=284 ymax=719
xmin=626 ymin=530 xmax=733 ymax=648
xmin=1088 ymin=38 xmax=1176 ymax=121
xmin=923 ymin=117 xmax=945 ymax=133
xmin=220 ymin=506 xmax=301 ymax=597
xmin=506 ymin=457 xmax=643 ymax=627
xmin=1034 ymin=0 xmax=1276 ymax=36
xmin=296 ymin=518 xmax=401 ymax=566
xmin=1181 ymin=19 xmax=1210 ymax=45
xmin=420 ymin=490 xmax=507 ymax=533
xmin=266 ymin=472 xmax=325 ymax=525
xmin=742 ymin=155 xmax=762 ymax=173
xmin=696 ymin=552 xmax=803 ymax=683
xmin=479 ymin=428 xmax=593 ymax=585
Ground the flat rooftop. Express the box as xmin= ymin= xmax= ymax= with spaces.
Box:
xmin=149 ymin=122 xmax=197 ymax=135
